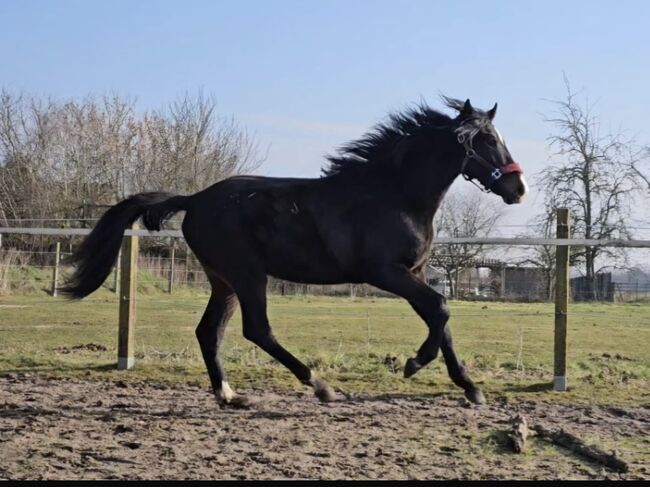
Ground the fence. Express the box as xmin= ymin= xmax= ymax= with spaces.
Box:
xmin=3 ymin=237 xmax=649 ymax=301
xmin=0 ymin=230 xmax=395 ymax=297
xmin=1 ymin=209 xmax=650 ymax=391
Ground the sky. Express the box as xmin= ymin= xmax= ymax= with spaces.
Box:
xmin=1 ymin=0 xmax=649 ymax=233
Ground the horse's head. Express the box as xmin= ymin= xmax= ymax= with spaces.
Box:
xmin=448 ymin=98 xmax=528 ymax=204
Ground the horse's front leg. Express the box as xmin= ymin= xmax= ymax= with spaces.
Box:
xmin=370 ymin=265 xmax=485 ymax=404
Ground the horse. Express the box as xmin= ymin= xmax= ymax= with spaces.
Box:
xmin=62 ymin=97 xmax=527 ymax=407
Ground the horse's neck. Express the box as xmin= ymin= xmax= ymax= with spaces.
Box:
xmin=397 ymin=150 xmax=462 ymax=220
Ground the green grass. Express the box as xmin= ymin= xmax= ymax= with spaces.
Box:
xmin=1 ymin=290 xmax=648 ymax=405
xmin=0 ymin=263 xmax=186 ymax=295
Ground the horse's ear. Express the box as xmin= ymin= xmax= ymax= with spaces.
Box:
xmin=487 ymin=102 xmax=498 ymax=121
xmin=460 ymin=99 xmax=475 ymax=118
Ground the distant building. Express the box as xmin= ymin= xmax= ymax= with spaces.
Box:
xmin=503 ymin=267 xmax=550 ymax=301
xmin=423 ymin=266 xmax=447 ymax=295
xmin=570 ymin=273 xmax=614 ymax=301
xmin=571 ymin=269 xmax=650 ymax=302
xmin=426 ymin=262 xmax=551 ymax=301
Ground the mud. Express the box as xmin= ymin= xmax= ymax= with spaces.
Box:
xmin=1 ymin=375 xmax=648 ymax=480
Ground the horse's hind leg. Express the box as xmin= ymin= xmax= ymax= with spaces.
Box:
xmin=195 ymin=276 xmax=247 ymax=406
xmin=234 ymin=274 xmax=337 ymax=402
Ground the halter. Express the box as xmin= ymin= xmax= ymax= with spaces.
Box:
xmin=457 ymin=131 xmax=522 ymax=193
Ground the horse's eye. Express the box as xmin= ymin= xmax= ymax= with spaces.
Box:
xmin=487 ymin=136 xmax=498 ymax=146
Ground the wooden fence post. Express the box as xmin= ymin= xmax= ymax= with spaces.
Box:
xmin=118 ymin=223 xmax=138 ymax=370
xmin=113 ymin=249 xmax=121 ymax=293
xmin=554 ymin=208 xmax=571 ymax=391
xmin=51 ymin=242 xmax=61 ymax=297
xmin=168 ymin=244 xmax=175 ymax=294
xmin=185 ymin=243 xmax=191 ymax=288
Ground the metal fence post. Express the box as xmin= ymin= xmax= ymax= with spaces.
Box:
xmin=117 ymin=223 xmax=138 ymax=370
xmin=554 ymin=208 xmax=571 ymax=391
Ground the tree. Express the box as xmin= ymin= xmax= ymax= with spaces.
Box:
xmin=516 ymin=210 xmax=557 ymax=301
xmin=0 ymin=89 xmax=263 ymax=230
xmin=429 ymin=190 xmax=502 ymax=298
xmin=630 ymin=146 xmax=650 ymax=192
xmin=538 ymin=79 xmax=642 ymax=300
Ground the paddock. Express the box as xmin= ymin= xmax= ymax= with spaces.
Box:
xmin=1 ymin=293 xmax=649 ymax=480
xmin=2 ymin=216 xmax=650 ymax=479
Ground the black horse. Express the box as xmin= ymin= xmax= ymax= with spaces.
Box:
xmin=63 ymin=97 xmax=527 ymax=406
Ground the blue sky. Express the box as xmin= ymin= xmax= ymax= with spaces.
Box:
xmin=2 ymin=0 xmax=649 ymax=229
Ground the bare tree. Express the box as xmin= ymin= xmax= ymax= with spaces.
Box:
xmin=538 ymin=78 xmax=642 ymax=300
xmin=133 ymin=91 xmax=263 ymax=197
xmin=516 ymin=210 xmax=557 ymax=301
xmin=0 ymin=89 xmax=264 ymax=232
xmin=630 ymin=146 xmax=650 ymax=192
xmin=429 ymin=190 xmax=502 ymax=298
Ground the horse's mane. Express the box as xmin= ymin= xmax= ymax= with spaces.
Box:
xmin=322 ymin=98 xmax=465 ymax=176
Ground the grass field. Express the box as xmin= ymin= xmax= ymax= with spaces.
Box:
xmin=1 ymin=290 xmax=649 ymax=406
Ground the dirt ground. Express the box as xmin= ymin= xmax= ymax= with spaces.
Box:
xmin=1 ymin=374 xmax=648 ymax=480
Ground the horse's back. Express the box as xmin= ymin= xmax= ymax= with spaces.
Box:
xmin=181 ymin=175 xmax=356 ymax=283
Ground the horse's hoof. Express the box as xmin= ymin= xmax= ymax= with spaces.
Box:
xmin=334 ymin=386 xmax=354 ymax=401
xmin=312 ymin=378 xmax=337 ymax=402
xmin=220 ymin=394 xmax=256 ymax=409
xmin=464 ymin=388 xmax=486 ymax=405
xmin=404 ymin=358 xmax=422 ymax=378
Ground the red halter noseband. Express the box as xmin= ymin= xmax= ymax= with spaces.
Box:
xmin=492 ymin=162 xmax=523 ymax=180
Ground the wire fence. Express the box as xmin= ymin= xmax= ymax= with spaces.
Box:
xmin=1 ymin=225 xmax=650 ymax=302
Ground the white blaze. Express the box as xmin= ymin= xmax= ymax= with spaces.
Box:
xmin=494 ymin=127 xmax=505 ymax=144
xmin=494 ymin=125 xmax=528 ymax=201
xmin=519 ymin=174 xmax=529 ymax=200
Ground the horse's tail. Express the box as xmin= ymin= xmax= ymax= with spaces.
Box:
xmin=61 ymin=192 xmax=189 ymax=299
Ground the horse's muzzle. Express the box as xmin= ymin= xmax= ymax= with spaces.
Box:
xmin=502 ymin=174 xmax=528 ymax=205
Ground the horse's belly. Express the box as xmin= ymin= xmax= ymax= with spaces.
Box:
xmin=264 ymin=244 xmax=352 ymax=284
